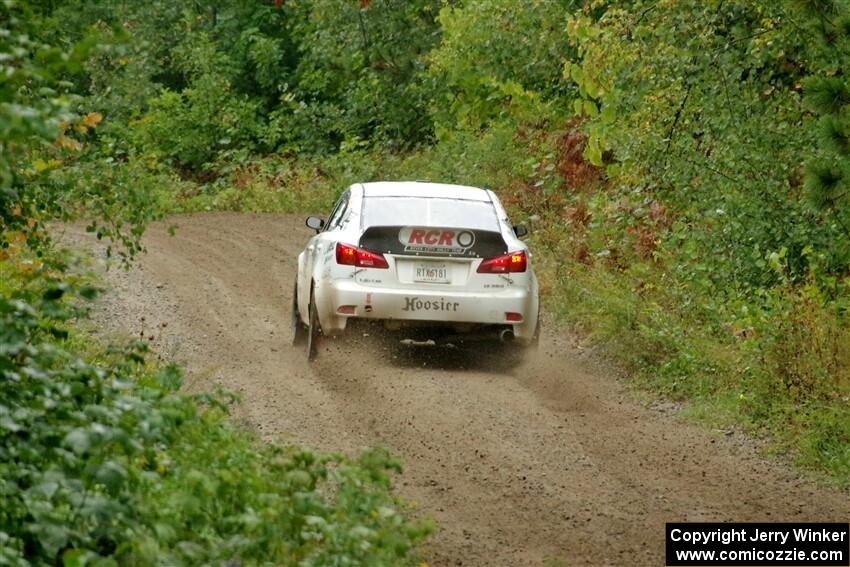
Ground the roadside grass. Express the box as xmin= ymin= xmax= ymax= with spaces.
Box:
xmin=142 ymin=122 xmax=850 ymax=486
xmin=541 ymin=245 xmax=850 ymax=483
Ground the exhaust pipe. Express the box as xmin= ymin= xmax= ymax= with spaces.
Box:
xmin=499 ymin=328 xmax=515 ymax=343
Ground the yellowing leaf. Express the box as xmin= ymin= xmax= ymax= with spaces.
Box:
xmin=83 ymin=112 xmax=103 ymax=128
xmin=17 ymin=259 xmax=37 ymax=274
xmin=57 ymin=135 xmax=83 ymax=151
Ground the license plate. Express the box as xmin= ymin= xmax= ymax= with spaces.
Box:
xmin=414 ymin=262 xmax=450 ymax=284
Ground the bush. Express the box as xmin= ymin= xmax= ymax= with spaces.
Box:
xmin=0 ymin=251 xmax=430 ymax=566
xmin=429 ymin=0 xmax=578 ymax=132
xmin=133 ymin=31 xmax=266 ymax=170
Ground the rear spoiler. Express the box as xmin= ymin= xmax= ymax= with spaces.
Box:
xmin=359 ymin=225 xmax=507 ymax=258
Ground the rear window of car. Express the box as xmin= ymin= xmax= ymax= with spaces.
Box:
xmin=362 ymin=197 xmax=500 ymax=231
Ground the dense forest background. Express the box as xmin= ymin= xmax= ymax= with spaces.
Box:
xmin=2 ymin=0 xmax=850 ymax=563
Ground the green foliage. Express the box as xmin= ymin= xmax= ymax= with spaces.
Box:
xmin=137 ymin=72 xmax=263 ymax=170
xmin=0 ymin=1 xmax=161 ymax=260
xmin=794 ymin=1 xmax=850 ymax=225
xmin=0 ymin=1 xmax=82 ymax=243
xmin=271 ymin=0 xmax=441 ymax=152
xmin=126 ymin=19 xmax=265 ymax=169
xmin=803 ymin=76 xmax=850 ymax=116
xmin=429 ymin=0 xmax=578 ymax=133
xmin=43 ymin=0 xmax=442 ymax=161
xmin=805 ymin=160 xmax=845 ymax=210
xmin=0 ymin=253 xmax=430 ymax=566
xmin=567 ymin=0 xmax=850 ymax=286
xmin=818 ymin=114 xmax=850 ymax=156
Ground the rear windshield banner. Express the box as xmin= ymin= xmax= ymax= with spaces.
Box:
xmin=359 ymin=226 xmax=507 ymax=258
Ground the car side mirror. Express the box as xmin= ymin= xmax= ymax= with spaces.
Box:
xmin=513 ymin=224 xmax=528 ymax=238
xmin=306 ymin=216 xmax=325 ymax=232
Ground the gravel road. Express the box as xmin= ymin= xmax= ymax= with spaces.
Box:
xmin=62 ymin=213 xmax=850 ymax=566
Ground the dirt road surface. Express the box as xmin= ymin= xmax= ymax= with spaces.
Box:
xmin=63 ymin=213 xmax=850 ymax=566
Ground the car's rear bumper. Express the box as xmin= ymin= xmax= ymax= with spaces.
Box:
xmin=317 ymin=278 xmax=538 ymax=340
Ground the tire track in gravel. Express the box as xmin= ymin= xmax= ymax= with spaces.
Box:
xmin=61 ymin=213 xmax=850 ymax=567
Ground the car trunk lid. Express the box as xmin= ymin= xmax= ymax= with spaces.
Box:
xmin=356 ymin=225 xmax=508 ymax=289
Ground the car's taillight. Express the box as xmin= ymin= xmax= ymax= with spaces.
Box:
xmin=335 ymin=243 xmax=389 ymax=269
xmin=477 ymin=250 xmax=527 ymax=274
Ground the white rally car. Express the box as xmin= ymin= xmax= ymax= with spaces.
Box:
xmin=291 ymin=181 xmax=540 ymax=360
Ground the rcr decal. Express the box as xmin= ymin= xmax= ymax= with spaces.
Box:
xmin=398 ymin=227 xmax=476 ymax=254
xmin=402 ymin=296 xmax=460 ymax=312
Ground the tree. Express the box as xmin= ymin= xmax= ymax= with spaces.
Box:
xmin=796 ymin=0 xmax=850 ymax=238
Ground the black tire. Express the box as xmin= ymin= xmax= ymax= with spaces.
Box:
xmin=291 ymin=279 xmax=307 ymax=346
xmin=530 ymin=312 xmax=541 ymax=350
xmin=512 ymin=313 xmax=541 ymax=365
xmin=306 ymin=286 xmax=321 ymax=361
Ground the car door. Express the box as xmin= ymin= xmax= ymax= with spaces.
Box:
xmin=299 ymin=190 xmax=350 ymax=317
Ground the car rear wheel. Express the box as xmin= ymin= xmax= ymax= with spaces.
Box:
xmin=306 ymin=286 xmax=321 ymax=361
xmin=291 ymin=279 xmax=307 ymax=346
xmin=530 ymin=313 xmax=541 ymax=350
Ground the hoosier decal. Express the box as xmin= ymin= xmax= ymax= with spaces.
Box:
xmin=398 ymin=227 xmax=476 ymax=254
xmin=402 ymin=297 xmax=460 ymax=312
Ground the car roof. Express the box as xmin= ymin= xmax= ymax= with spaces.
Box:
xmin=360 ymin=181 xmax=492 ymax=202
